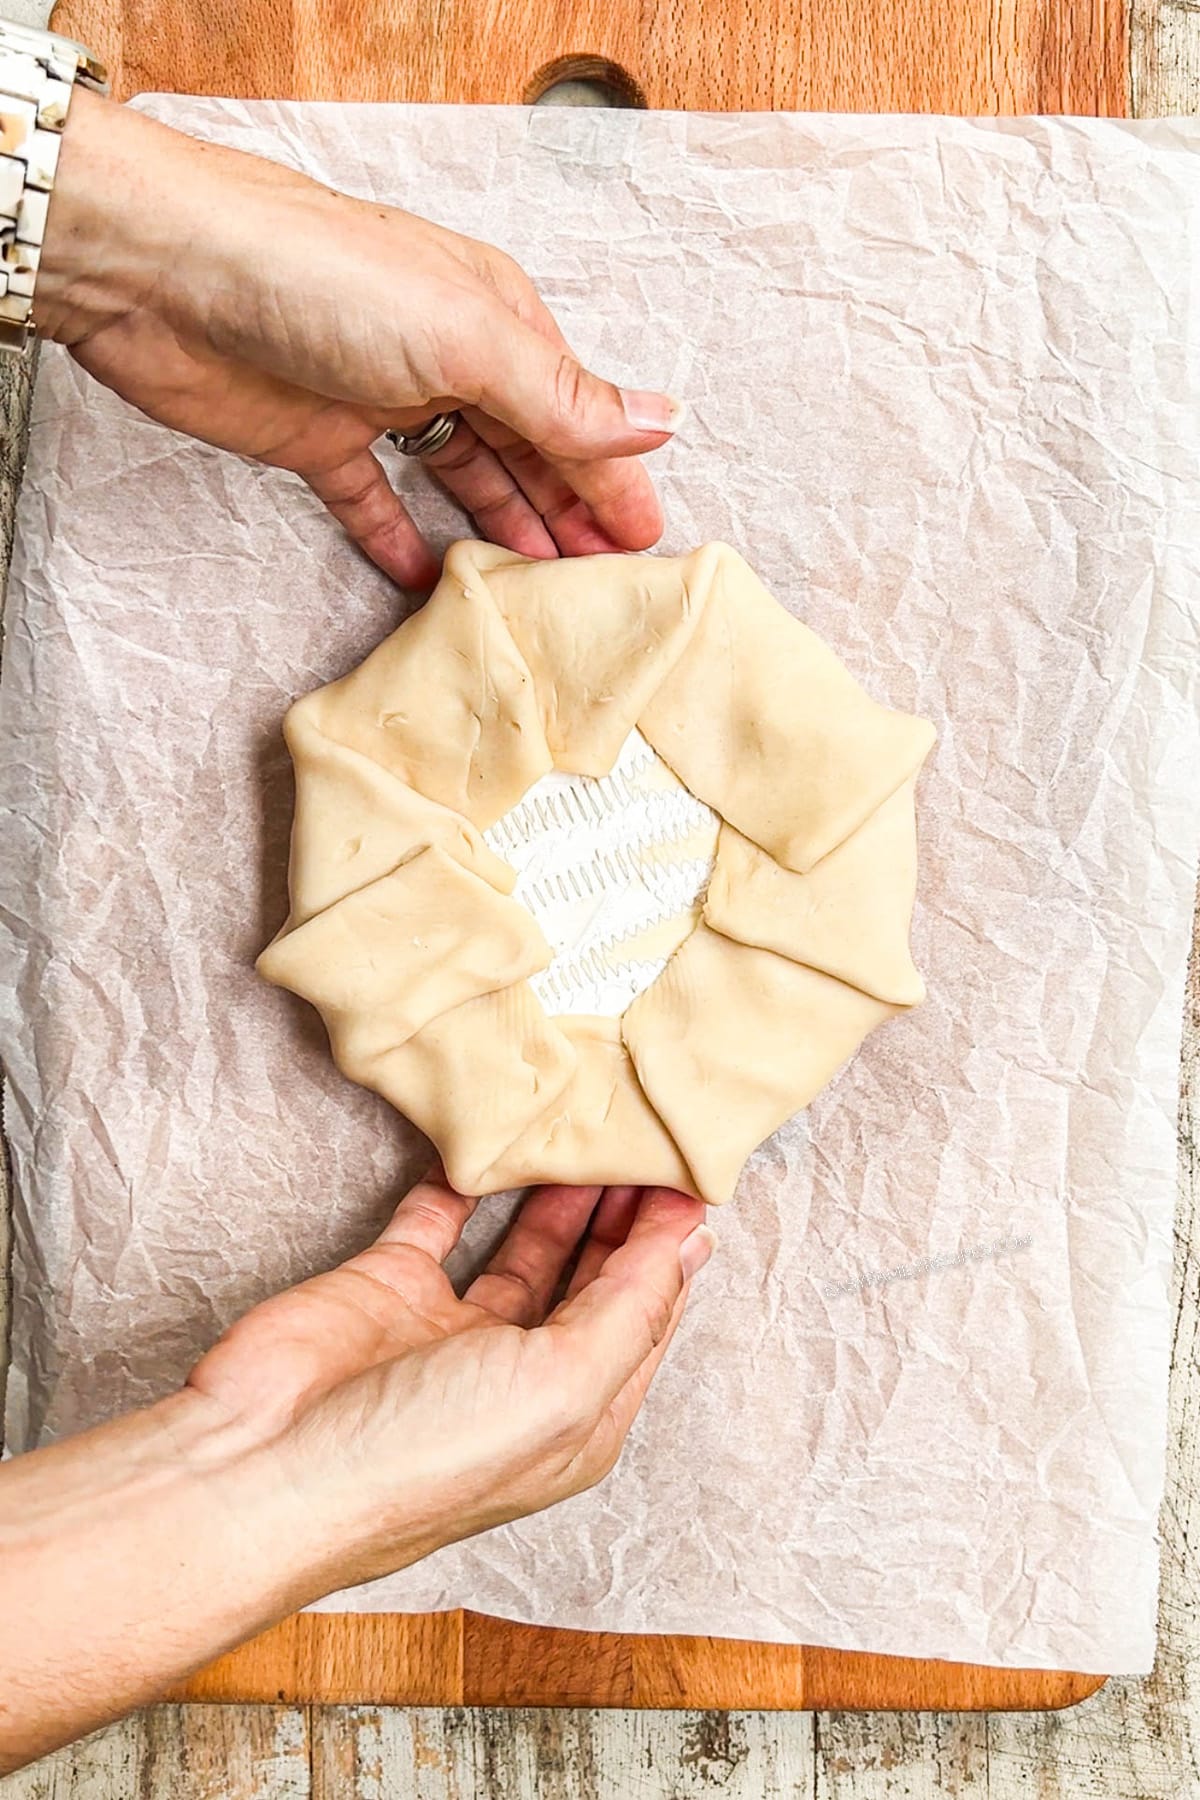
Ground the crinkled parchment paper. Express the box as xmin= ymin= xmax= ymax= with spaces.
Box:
xmin=3 ymin=101 xmax=1199 ymax=1673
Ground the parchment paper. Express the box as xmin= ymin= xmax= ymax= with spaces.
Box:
xmin=3 ymin=100 xmax=1199 ymax=1674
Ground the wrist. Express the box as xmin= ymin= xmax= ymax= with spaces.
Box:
xmin=3 ymin=1385 xmax=328 ymax=1617
xmin=261 ymin=1407 xmax=451 ymax=1597
xmin=33 ymin=89 xmax=333 ymax=361
xmin=168 ymin=1381 xmax=446 ymax=1604
xmin=35 ymin=89 xmax=186 ymax=343
xmin=154 ymin=1387 xmax=343 ymax=1610
xmin=261 ymin=1360 xmax=543 ymax=1595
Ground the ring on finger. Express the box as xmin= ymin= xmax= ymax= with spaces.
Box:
xmin=387 ymin=413 xmax=460 ymax=459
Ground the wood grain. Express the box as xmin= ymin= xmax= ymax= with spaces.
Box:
xmin=49 ymin=0 xmax=1128 ymax=114
xmin=164 ymin=1612 xmax=462 ymax=1706
xmin=155 ymin=1610 xmax=1106 ymax=1710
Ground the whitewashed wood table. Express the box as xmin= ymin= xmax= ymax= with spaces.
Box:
xmin=1 ymin=4 xmax=1197 ymax=1790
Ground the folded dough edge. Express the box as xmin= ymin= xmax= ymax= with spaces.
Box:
xmin=259 ymin=541 xmax=935 ymax=1203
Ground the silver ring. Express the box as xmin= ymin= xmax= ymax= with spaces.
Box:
xmin=387 ymin=413 xmax=459 ymax=459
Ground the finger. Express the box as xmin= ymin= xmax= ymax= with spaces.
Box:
xmin=601 ymin=1280 xmax=690 ymax=1444
xmin=562 ymin=1185 xmax=643 ymax=1302
xmin=304 ymin=448 xmax=442 ymax=590
xmin=377 ymin=1167 xmax=479 ymax=1264
xmin=545 ymin=453 xmax=666 ymax=554
xmin=419 ymin=417 xmax=559 ymax=560
xmin=447 ymin=306 xmax=681 ymax=464
xmin=558 ymin=1187 xmax=695 ymax=1443
xmin=463 ymin=1184 xmax=602 ymax=1325
xmin=462 ymin=411 xmax=652 ymax=557
xmin=547 ymin=1188 xmax=711 ymax=1407
xmin=549 ymin=1237 xmax=699 ymax=1500
xmin=432 ymin=265 xmax=671 ymax=549
xmin=189 ymin=1169 xmax=473 ymax=1422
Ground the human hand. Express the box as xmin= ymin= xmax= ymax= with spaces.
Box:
xmin=0 ymin=1172 xmax=710 ymax=1769
xmin=36 ymin=91 xmax=682 ymax=589
xmin=189 ymin=1172 xmax=712 ymax=1590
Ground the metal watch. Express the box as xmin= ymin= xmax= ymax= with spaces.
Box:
xmin=0 ymin=17 xmax=108 ymax=354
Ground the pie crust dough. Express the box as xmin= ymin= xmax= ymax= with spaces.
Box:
xmin=259 ymin=540 xmax=935 ymax=1203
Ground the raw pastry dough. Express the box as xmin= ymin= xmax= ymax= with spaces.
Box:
xmin=287 ymin=562 xmax=552 ymax=826
xmin=259 ymin=540 xmax=935 ymax=1203
xmin=622 ymin=925 xmax=899 ymax=1206
xmin=638 ymin=550 xmax=933 ymax=872
xmin=474 ymin=1015 xmax=697 ymax=1197
xmin=257 ymin=845 xmax=551 ymax=1055
xmin=702 ymin=780 xmax=926 ymax=1007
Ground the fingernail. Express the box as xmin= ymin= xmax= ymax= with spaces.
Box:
xmin=620 ymin=389 xmax=686 ymax=435
xmin=679 ymin=1224 xmax=715 ymax=1282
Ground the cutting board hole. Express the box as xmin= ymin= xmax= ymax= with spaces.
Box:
xmin=527 ymin=55 xmax=647 ymax=109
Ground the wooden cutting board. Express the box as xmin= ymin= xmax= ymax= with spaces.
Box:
xmin=51 ymin=0 xmax=1127 ymax=112
xmin=48 ymin=0 xmax=1120 ymax=1711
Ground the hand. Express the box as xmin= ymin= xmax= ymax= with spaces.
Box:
xmin=36 ymin=91 xmax=682 ymax=589
xmin=190 ymin=1171 xmax=712 ymax=1588
xmin=0 ymin=1172 xmax=710 ymax=1770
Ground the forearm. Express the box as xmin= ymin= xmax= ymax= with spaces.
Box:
xmin=35 ymin=86 xmax=322 ymax=349
xmin=38 ymin=83 xmax=389 ymax=373
xmin=0 ymin=1390 xmax=325 ymax=1772
xmin=35 ymin=87 xmax=192 ymax=343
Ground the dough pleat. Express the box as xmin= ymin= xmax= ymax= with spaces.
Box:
xmin=622 ymin=925 xmax=898 ymax=1204
xmin=258 ymin=845 xmax=550 ymax=1057
xmin=467 ymin=539 xmax=717 ymax=777
xmin=283 ymin=716 xmax=515 ymax=928
xmin=638 ymin=543 xmax=935 ymax=873
xmin=364 ymin=983 xmax=578 ymax=1194
xmin=703 ymin=779 xmax=925 ymax=1006
xmin=473 ymin=1014 xmax=701 ymax=1196
xmin=289 ymin=572 xmax=552 ymax=827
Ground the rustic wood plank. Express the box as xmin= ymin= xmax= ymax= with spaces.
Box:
xmin=49 ymin=0 xmax=1127 ymax=115
xmin=1133 ymin=0 xmax=1200 ymax=112
xmin=132 ymin=1707 xmax=310 ymax=1800
xmin=308 ymin=1705 xmax=820 ymax=1797
xmin=0 ymin=1708 xmax=309 ymax=1799
xmin=0 ymin=351 xmax=34 ymax=620
xmin=0 ymin=1722 xmax=141 ymax=1800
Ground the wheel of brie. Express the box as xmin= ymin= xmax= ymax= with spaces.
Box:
xmin=258 ymin=540 xmax=935 ymax=1204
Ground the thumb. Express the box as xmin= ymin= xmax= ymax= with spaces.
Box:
xmin=547 ymin=1188 xmax=712 ymax=1407
xmin=466 ymin=308 xmax=683 ymax=460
